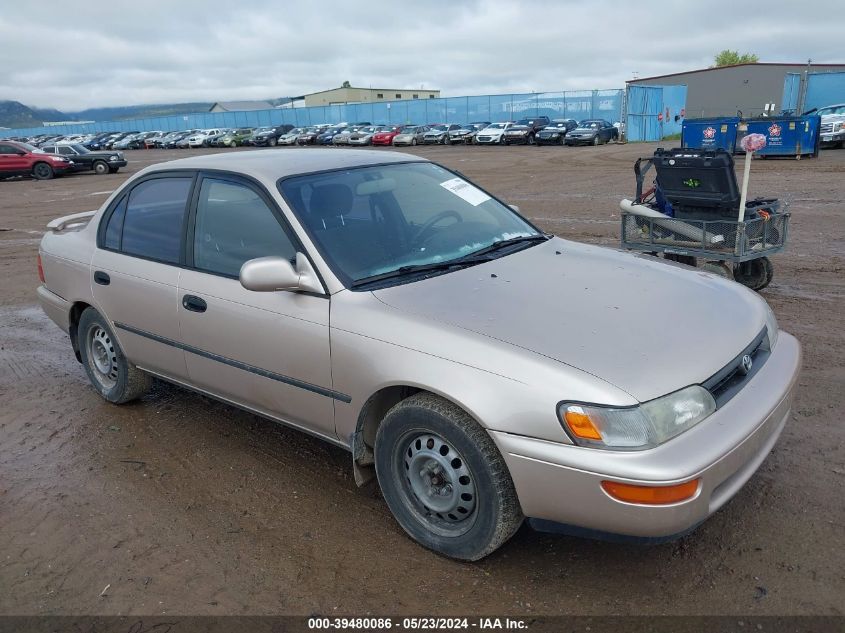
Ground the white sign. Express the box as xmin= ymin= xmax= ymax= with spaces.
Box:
xmin=439 ymin=177 xmax=491 ymax=206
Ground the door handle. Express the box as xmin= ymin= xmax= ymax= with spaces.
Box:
xmin=93 ymin=271 xmax=110 ymax=285
xmin=182 ymin=294 xmax=207 ymax=313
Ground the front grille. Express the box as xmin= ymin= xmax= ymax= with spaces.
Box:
xmin=820 ymin=123 xmax=834 ymax=134
xmin=702 ymin=328 xmax=769 ymax=407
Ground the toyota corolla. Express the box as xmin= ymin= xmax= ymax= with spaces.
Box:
xmin=36 ymin=150 xmax=801 ymax=560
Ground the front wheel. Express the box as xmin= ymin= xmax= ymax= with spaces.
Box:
xmin=32 ymin=162 xmax=54 ymax=180
xmin=734 ymin=257 xmax=774 ymax=291
xmin=93 ymin=160 xmax=109 ymax=175
xmin=268 ymin=137 xmax=277 ymax=147
xmin=411 ymin=138 xmax=417 ymax=146
xmin=78 ymin=308 xmax=152 ymax=404
xmin=592 ymin=135 xmax=601 ymax=146
xmin=375 ymin=393 xmax=523 ymax=561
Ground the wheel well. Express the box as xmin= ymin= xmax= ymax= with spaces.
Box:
xmin=68 ymin=301 xmax=92 ymax=362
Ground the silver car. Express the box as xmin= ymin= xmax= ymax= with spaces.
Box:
xmin=37 ymin=150 xmax=801 ymax=560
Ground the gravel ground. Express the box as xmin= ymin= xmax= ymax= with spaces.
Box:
xmin=0 ymin=143 xmax=843 ymax=616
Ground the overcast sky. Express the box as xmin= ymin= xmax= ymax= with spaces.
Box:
xmin=1 ymin=0 xmax=842 ymax=112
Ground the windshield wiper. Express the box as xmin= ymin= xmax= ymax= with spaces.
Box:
xmin=457 ymin=233 xmax=550 ymax=261
xmin=350 ymin=234 xmax=551 ymax=289
xmin=350 ymin=259 xmax=484 ymax=288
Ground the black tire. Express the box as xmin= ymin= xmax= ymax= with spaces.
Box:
xmin=664 ymin=253 xmax=697 ymax=267
xmin=78 ymin=308 xmax=152 ymax=404
xmin=527 ymin=133 xmax=535 ymax=145
xmin=411 ymin=138 xmax=417 ymax=146
xmin=32 ymin=162 xmax=54 ymax=180
xmin=592 ymin=135 xmax=601 ymax=146
xmin=734 ymin=257 xmax=774 ymax=291
xmin=559 ymin=135 xmax=566 ymax=146
xmin=375 ymin=392 xmax=523 ymax=561
xmin=93 ymin=161 xmax=109 ymax=175
xmin=268 ymin=137 xmax=277 ymax=147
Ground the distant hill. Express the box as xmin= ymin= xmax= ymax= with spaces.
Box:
xmin=1 ymin=98 xmax=295 ymax=129
xmin=0 ymin=101 xmax=65 ymax=129
xmin=68 ymin=102 xmax=214 ymax=122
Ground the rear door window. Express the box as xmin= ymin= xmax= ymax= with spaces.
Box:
xmin=121 ymin=177 xmax=192 ymax=264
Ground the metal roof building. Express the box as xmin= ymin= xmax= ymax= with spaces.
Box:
xmin=628 ymin=63 xmax=845 ymax=118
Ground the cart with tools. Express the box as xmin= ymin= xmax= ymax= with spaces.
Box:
xmin=619 ymin=146 xmax=790 ymax=291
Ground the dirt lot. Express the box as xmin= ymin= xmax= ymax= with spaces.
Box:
xmin=1 ymin=143 xmax=843 ymax=617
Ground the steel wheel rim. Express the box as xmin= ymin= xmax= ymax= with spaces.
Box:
xmin=396 ymin=431 xmax=478 ymax=536
xmin=87 ymin=325 xmax=118 ymax=389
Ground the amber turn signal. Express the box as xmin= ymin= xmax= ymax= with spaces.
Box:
xmin=601 ymin=479 xmax=700 ymax=505
xmin=563 ymin=409 xmax=603 ymax=440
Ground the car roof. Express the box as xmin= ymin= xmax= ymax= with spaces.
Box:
xmin=141 ymin=148 xmax=426 ymax=181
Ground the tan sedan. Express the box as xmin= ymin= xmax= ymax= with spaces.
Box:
xmin=37 ymin=150 xmax=801 ymax=560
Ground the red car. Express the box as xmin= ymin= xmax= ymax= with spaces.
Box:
xmin=371 ymin=125 xmax=405 ymax=146
xmin=0 ymin=140 xmax=74 ymax=180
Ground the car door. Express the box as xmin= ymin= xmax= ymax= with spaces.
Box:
xmin=91 ymin=173 xmax=194 ymax=380
xmin=177 ymin=173 xmax=336 ymax=439
xmin=0 ymin=142 xmax=28 ymax=175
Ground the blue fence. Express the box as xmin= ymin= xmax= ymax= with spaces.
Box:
xmin=0 ymin=90 xmax=624 ymax=138
xmin=782 ymin=71 xmax=845 ymax=113
xmin=626 ymin=84 xmax=688 ymax=142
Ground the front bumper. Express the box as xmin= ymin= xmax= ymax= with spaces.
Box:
xmin=820 ymin=131 xmax=845 ymax=144
xmin=491 ymin=332 xmax=801 ymax=539
xmin=475 ymin=135 xmax=502 ymax=144
xmin=565 ymin=135 xmax=594 ymax=145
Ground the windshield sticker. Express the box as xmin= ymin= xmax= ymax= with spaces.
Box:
xmin=440 ymin=177 xmax=491 ymax=206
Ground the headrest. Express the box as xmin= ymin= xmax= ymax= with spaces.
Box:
xmin=309 ymin=184 xmax=353 ymax=222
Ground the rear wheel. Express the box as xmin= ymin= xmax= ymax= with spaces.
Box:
xmin=734 ymin=257 xmax=774 ymax=291
xmin=78 ymin=308 xmax=152 ymax=404
xmin=93 ymin=160 xmax=109 ymax=175
xmin=375 ymin=393 xmax=523 ymax=561
xmin=32 ymin=162 xmax=54 ymax=180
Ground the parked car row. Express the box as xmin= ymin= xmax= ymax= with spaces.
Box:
xmin=6 ymin=118 xmax=621 ymax=157
xmin=0 ymin=138 xmax=128 ymax=180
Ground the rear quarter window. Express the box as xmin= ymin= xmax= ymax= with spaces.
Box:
xmin=120 ymin=177 xmax=192 ymax=264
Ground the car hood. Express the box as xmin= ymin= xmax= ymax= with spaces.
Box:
xmin=371 ymin=238 xmax=766 ymax=402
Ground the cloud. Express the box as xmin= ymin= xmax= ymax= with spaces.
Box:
xmin=0 ymin=0 xmax=842 ymax=111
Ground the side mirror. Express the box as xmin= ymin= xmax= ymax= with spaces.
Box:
xmin=239 ymin=253 xmax=323 ymax=294
xmin=509 ymin=204 xmax=521 ymax=213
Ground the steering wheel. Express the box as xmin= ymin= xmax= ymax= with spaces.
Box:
xmin=410 ymin=210 xmax=463 ymax=246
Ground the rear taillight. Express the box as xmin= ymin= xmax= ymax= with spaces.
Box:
xmin=37 ymin=253 xmax=45 ymax=283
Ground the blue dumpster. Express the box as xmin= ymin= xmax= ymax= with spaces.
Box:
xmin=681 ymin=117 xmax=740 ymax=152
xmin=736 ymin=116 xmax=821 ymax=158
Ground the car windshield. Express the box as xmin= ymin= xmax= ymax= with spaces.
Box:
xmin=429 ymin=125 xmax=448 ymax=132
xmin=486 ymin=123 xmax=506 ymax=130
xmin=255 ymin=127 xmax=273 ymax=134
xmin=579 ymin=121 xmax=601 ymax=128
xmin=18 ymin=142 xmax=43 ymax=153
xmin=279 ymin=162 xmax=541 ymax=287
xmin=547 ymin=122 xmax=567 ymax=128
xmin=817 ymin=105 xmax=845 ymax=115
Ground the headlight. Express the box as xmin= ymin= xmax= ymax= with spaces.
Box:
xmin=109 ymin=155 xmax=119 ymax=161
xmin=763 ymin=303 xmax=779 ymax=350
xmin=559 ymin=385 xmax=716 ymax=450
